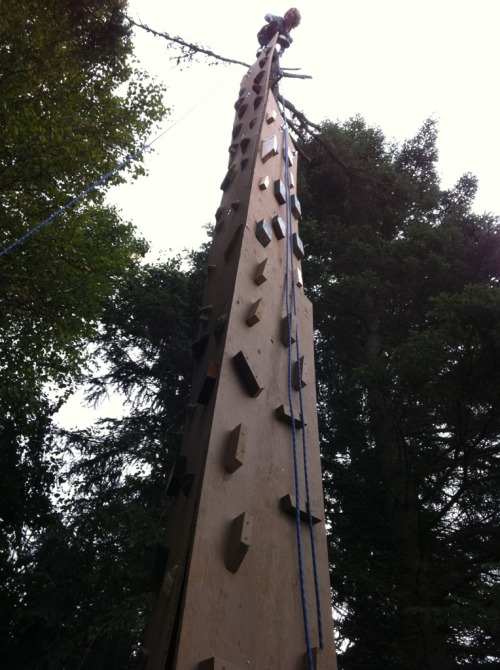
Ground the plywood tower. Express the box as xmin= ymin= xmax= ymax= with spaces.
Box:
xmin=142 ymin=36 xmax=337 ymax=670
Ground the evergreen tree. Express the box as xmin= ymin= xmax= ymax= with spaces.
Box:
xmin=299 ymin=117 xmax=500 ymax=669
xmin=0 ymin=2 xmax=165 ymax=666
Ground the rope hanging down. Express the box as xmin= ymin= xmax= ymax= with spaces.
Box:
xmin=280 ymin=85 xmax=325 ymax=670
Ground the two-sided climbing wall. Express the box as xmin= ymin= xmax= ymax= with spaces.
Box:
xmin=142 ymin=35 xmax=337 ymax=670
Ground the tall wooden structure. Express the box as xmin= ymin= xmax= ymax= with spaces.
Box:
xmin=142 ymin=36 xmax=337 ymax=670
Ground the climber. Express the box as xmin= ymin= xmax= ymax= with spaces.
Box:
xmin=256 ymin=8 xmax=301 ymax=54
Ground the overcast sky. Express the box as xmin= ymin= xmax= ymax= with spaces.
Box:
xmin=109 ymin=0 xmax=500 ymax=259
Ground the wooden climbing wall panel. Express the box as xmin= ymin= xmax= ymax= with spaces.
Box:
xmin=142 ymin=35 xmax=337 ymax=670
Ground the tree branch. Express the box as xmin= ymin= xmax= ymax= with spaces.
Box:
xmin=127 ymin=18 xmax=251 ymax=68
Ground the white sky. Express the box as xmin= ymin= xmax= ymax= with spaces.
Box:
xmin=58 ymin=0 xmax=499 ymax=427
xmin=110 ymin=0 xmax=500 ymax=259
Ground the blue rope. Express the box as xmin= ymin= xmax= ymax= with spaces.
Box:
xmin=281 ymin=89 xmax=325 ymax=662
xmin=281 ymin=99 xmax=314 ymax=670
xmin=283 ymin=131 xmax=314 ymax=670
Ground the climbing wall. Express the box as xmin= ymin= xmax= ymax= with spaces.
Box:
xmin=142 ymin=36 xmax=337 ymax=670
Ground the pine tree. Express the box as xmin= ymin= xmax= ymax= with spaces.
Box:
xmin=299 ymin=117 xmax=500 ymax=668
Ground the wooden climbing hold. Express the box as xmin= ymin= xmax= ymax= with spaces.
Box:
xmin=197 ymin=361 xmax=219 ymax=405
xmin=255 ymin=219 xmax=272 ymax=248
xmin=275 ymin=404 xmax=305 ymax=428
xmin=266 ymin=110 xmax=277 ymax=124
xmin=240 ymin=137 xmax=251 ymax=154
xmin=220 ymin=164 xmax=237 ymax=191
xmin=199 ymin=658 xmax=245 ymax=670
xmin=246 ymin=297 xmax=264 ymax=327
xmin=254 ymin=95 xmax=263 ymax=110
xmin=292 ymin=232 xmax=304 ymax=260
xmin=261 ymin=136 xmax=279 ymax=163
xmin=225 ymin=423 xmax=247 ymax=473
xmin=259 ymin=175 xmax=270 ymax=191
xmin=274 ymin=179 xmax=286 ymax=205
xmin=232 ymin=123 xmax=243 ymax=140
xmin=237 ymin=103 xmax=248 ymax=119
xmin=280 ymin=493 xmax=322 ymax=525
xmin=293 ymin=356 xmax=308 ymax=390
xmin=254 ymin=258 xmax=269 ymax=286
xmin=226 ymin=511 xmax=253 ymax=573
xmin=281 ymin=315 xmax=296 ymax=347
xmin=291 ymin=194 xmax=302 ymax=218
xmin=166 ymin=455 xmax=187 ymax=496
xmin=272 ymin=215 xmax=285 ymax=240
xmin=224 ymin=224 xmax=244 ymax=261
xmin=232 ymin=351 xmax=263 ymax=397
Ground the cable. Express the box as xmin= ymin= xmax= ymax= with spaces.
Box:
xmin=0 ymin=95 xmax=212 ymax=260
xmin=281 ymin=95 xmax=314 ymax=670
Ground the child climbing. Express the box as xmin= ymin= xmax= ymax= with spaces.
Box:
xmin=257 ymin=8 xmax=301 ymax=54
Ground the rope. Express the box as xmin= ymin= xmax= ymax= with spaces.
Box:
xmin=283 ymin=116 xmax=314 ymax=670
xmin=0 ymin=96 xmax=210 ymax=259
xmin=280 ymin=80 xmax=325 ymax=666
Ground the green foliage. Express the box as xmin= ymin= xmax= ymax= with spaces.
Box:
xmin=0 ymin=2 xmax=167 ymax=667
xmin=300 ymin=116 xmax=500 ymax=668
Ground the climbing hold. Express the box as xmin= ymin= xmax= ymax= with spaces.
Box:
xmin=292 ymin=232 xmax=304 ymax=260
xmin=166 ymin=455 xmax=187 ymax=496
xmin=274 ymin=179 xmax=286 ymax=205
xmin=232 ymin=351 xmax=263 ymax=397
xmin=254 ymin=258 xmax=269 ymax=286
xmin=214 ymin=314 xmax=228 ymax=341
xmin=240 ymin=137 xmax=251 ymax=154
xmin=197 ymin=361 xmax=219 ymax=405
xmin=220 ymin=164 xmax=237 ymax=191
xmin=259 ymin=175 xmax=270 ymax=191
xmin=224 ymin=224 xmax=244 ymax=261
xmin=191 ymin=333 xmax=209 ymax=360
xmin=284 ymin=145 xmax=294 ymax=167
xmin=275 ymin=404 xmax=305 ymax=428
xmin=199 ymin=658 xmax=245 ymax=670
xmin=281 ymin=315 xmax=296 ymax=347
xmin=272 ymin=215 xmax=286 ymax=240
xmin=198 ymin=304 xmax=214 ymax=321
xmin=225 ymin=423 xmax=247 ymax=473
xmin=266 ymin=110 xmax=277 ymax=124
xmin=261 ymin=136 xmax=279 ymax=163
xmin=237 ymin=103 xmax=249 ymax=119
xmin=255 ymin=219 xmax=272 ymax=248
xmin=293 ymin=355 xmax=308 ymax=390
xmin=246 ymin=297 xmax=264 ymax=327
xmin=232 ymin=123 xmax=243 ymax=140
xmin=226 ymin=512 xmax=253 ymax=573
xmin=280 ymin=494 xmax=322 ymax=524
xmin=291 ymin=194 xmax=302 ymax=219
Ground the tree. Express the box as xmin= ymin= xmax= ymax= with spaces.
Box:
xmin=0 ymin=3 xmax=166 ymax=666
xmin=299 ymin=117 xmax=500 ymax=668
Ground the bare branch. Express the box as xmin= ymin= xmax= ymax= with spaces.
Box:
xmin=127 ymin=18 xmax=251 ymax=68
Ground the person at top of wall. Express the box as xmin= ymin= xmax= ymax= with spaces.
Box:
xmin=256 ymin=8 xmax=301 ymax=55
